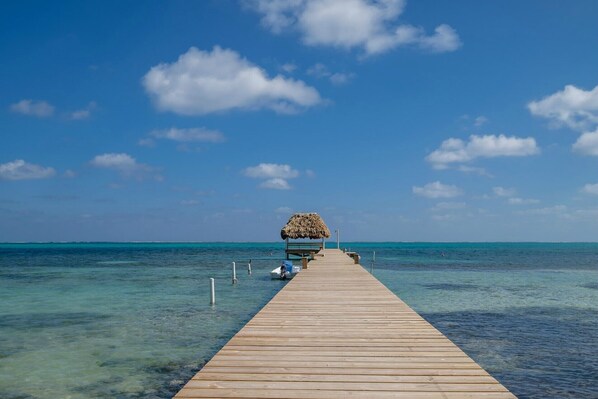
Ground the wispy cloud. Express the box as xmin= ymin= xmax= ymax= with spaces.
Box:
xmin=63 ymin=169 xmax=77 ymax=178
xmin=492 ymin=186 xmax=538 ymax=205
xmin=307 ymin=63 xmax=354 ymax=85
xmin=581 ymin=183 xmax=598 ymax=195
xmin=151 ymin=127 xmax=225 ymax=142
xmin=474 ymin=116 xmax=488 ymax=127
xmin=69 ymin=101 xmax=97 ymax=120
xmin=90 ymin=153 xmax=161 ymax=181
xmin=281 ymin=63 xmax=297 ymax=73
xmin=180 ymin=199 xmax=200 ymax=206
xmin=459 ymin=114 xmax=489 ymax=130
xmin=431 ymin=201 xmax=466 ymax=211
xmin=519 ymin=205 xmax=567 ymax=216
xmin=493 ymin=186 xmax=516 ymax=197
xmin=0 ymin=160 xmax=56 ymax=180
xmin=10 ymin=99 xmax=54 ymax=117
xmin=140 ymin=127 xmax=226 ymax=148
xmin=508 ymin=197 xmax=540 ymax=205
xmin=248 ymin=0 xmax=461 ymax=56
xmin=413 ymin=181 xmax=462 ymax=198
xmin=143 ymin=46 xmax=322 ymax=115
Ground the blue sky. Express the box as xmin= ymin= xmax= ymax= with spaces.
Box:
xmin=2 ymin=0 xmax=598 ymax=242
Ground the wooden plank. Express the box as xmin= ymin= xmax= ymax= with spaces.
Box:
xmin=173 ymin=249 xmax=517 ymax=398
xmin=199 ymin=367 xmax=492 ymax=376
xmin=193 ymin=373 xmax=500 ymax=383
xmin=176 ymin=388 xmax=516 ymax=398
xmin=183 ymin=380 xmax=509 ymax=391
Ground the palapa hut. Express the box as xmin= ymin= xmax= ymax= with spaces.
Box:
xmin=281 ymin=213 xmax=331 ymax=259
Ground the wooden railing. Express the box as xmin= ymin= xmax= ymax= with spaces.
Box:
xmin=286 ymin=242 xmax=324 ymax=250
xmin=285 ymin=241 xmax=324 ymax=259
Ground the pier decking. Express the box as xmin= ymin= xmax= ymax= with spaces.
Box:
xmin=174 ymin=249 xmax=516 ymax=398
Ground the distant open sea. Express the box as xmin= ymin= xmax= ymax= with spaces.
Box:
xmin=0 ymin=242 xmax=597 ymax=399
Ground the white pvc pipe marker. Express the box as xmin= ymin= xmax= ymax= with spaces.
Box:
xmin=232 ymin=262 xmax=237 ymax=284
xmin=210 ymin=278 xmax=215 ymax=305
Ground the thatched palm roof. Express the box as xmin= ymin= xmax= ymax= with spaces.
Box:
xmin=281 ymin=213 xmax=331 ymax=240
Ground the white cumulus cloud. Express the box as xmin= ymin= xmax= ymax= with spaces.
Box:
xmin=143 ymin=46 xmax=322 ymax=115
xmin=90 ymin=153 xmax=160 ymax=180
xmin=10 ymin=99 xmax=54 ymax=117
xmin=528 ymin=84 xmax=598 ymax=131
xmin=0 ymin=160 xmax=56 ymax=180
xmin=249 ymin=0 xmax=461 ymax=55
xmin=572 ymin=128 xmax=598 ymax=156
xmin=413 ymin=181 xmax=462 ymax=198
xmin=426 ymin=134 xmax=539 ymax=169
xmin=244 ymin=163 xmax=300 ymax=190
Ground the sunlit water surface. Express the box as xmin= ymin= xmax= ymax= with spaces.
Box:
xmin=1 ymin=243 xmax=597 ymax=398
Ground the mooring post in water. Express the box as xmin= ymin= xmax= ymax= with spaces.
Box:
xmin=371 ymin=251 xmax=375 ymax=274
xmin=209 ymin=278 xmax=215 ymax=305
xmin=248 ymin=259 xmax=252 ymax=275
xmin=232 ymin=262 xmax=238 ymax=284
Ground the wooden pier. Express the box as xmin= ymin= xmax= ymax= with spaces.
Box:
xmin=174 ymin=249 xmax=516 ymax=398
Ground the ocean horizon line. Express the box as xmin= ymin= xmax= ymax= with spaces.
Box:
xmin=3 ymin=240 xmax=598 ymax=245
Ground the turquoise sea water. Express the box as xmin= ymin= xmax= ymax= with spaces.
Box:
xmin=1 ymin=243 xmax=597 ymax=398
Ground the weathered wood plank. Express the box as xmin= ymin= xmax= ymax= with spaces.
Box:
xmin=173 ymin=249 xmax=517 ymax=399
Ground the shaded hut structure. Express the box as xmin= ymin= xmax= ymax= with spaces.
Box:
xmin=281 ymin=213 xmax=331 ymax=259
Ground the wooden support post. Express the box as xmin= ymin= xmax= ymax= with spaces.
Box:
xmin=302 ymin=257 xmax=308 ymax=269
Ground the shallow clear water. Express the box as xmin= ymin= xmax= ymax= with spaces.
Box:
xmin=0 ymin=243 xmax=286 ymax=399
xmin=349 ymin=243 xmax=598 ymax=399
xmin=1 ymin=243 xmax=597 ymax=398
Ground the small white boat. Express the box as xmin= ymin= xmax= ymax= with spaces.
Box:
xmin=271 ymin=261 xmax=300 ymax=279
